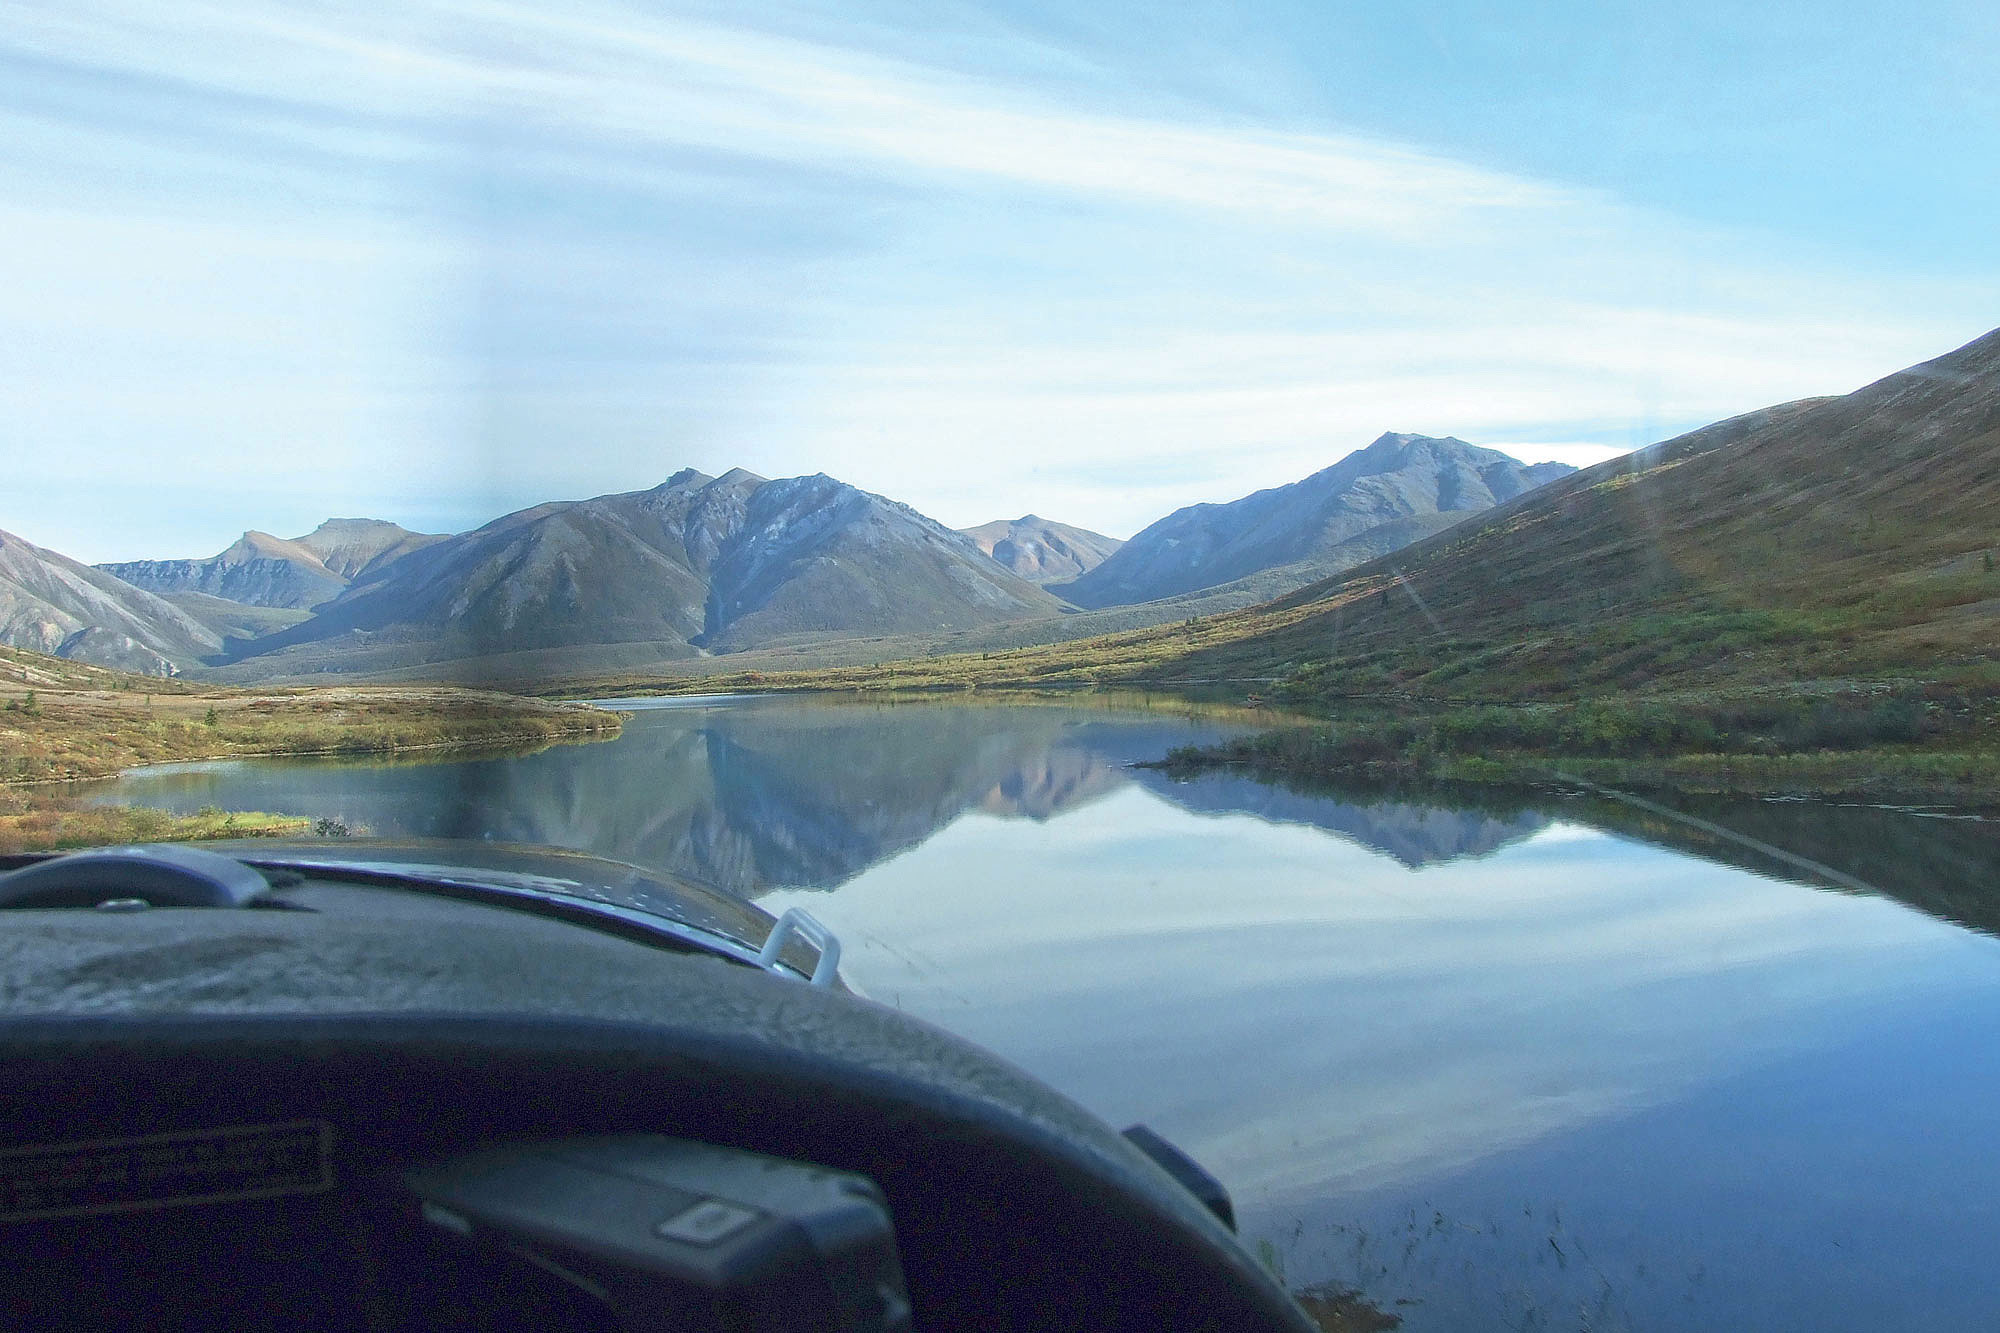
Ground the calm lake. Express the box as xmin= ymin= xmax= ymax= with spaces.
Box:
xmin=94 ymin=694 xmax=2000 ymax=1332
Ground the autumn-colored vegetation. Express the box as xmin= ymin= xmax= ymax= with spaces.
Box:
xmin=0 ymin=646 xmax=625 ymax=852
xmin=0 ymin=789 xmax=310 ymax=854
xmin=0 ymin=648 xmax=623 ymax=784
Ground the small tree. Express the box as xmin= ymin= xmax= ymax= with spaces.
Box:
xmin=203 ymin=706 xmax=219 ymax=728
xmin=22 ymin=691 xmax=36 ymax=715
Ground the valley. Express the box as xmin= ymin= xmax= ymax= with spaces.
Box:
xmin=3 ymin=434 xmax=1573 ymax=683
xmin=8 ymin=328 xmax=2000 ymax=809
xmin=558 ymin=329 xmax=2000 ymax=804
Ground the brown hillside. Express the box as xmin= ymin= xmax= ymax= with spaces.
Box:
xmin=1145 ymin=327 xmax=2000 ymax=697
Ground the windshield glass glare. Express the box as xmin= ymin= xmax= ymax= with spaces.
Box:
xmin=7 ymin=4 xmax=1998 ymax=1330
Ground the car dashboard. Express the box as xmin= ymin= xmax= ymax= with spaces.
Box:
xmin=0 ymin=852 xmax=1316 ymax=1333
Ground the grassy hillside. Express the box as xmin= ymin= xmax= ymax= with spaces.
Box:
xmin=562 ymin=330 xmax=2000 ymax=802
xmin=163 ymin=590 xmax=315 ymax=641
xmin=1158 ymin=329 xmax=2000 ymax=701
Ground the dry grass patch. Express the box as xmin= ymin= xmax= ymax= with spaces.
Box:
xmin=2 ymin=676 xmax=624 ymax=783
xmin=0 ymin=789 xmax=310 ymax=854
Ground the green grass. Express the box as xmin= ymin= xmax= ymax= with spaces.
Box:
xmin=1155 ymin=685 xmax=2000 ymax=805
xmin=542 ymin=603 xmax=1305 ymax=699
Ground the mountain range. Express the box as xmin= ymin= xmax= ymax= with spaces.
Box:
xmin=101 ymin=519 xmax=446 ymax=611
xmin=0 ymin=529 xmax=223 ymax=676
xmin=215 ymin=469 xmax=1071 ymax=674
xmin=1123 ymin=325 xmax=2000 ymax=699
xmin=6 ymin=433 xmax=1572 ymax=677
xmin=1054 ymin=433 xmax=1573 ymax=608
xmin=959 ymin=515 xmax=1124 ymax=584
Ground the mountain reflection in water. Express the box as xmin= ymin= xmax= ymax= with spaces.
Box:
xmin=1132 ymin=769 xmax=1550 ymax=868
xmin=97 ymin=695 xmax=1551 ymax=892
xmin=98 ymin=694 xmax=2000 ymax=939
xmin=94 ymin=695 xmax=2000 ymax=1332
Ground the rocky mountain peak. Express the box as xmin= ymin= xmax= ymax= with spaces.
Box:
xmin=223 ymin=530 xmax=328 ymax=568
xmin=1053 ymin=432 xmax=1575 ymax=608
xmin=960 ymin=515 xmax=1125 ymax=585
xmin=0 ymin=527 xmax=222 ymax=674
xmin=656 ymin=467 xmax=713 ymax=491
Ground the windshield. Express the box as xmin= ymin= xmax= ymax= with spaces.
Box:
xmin=6 ymin=3 xmax=1999 ymax=1330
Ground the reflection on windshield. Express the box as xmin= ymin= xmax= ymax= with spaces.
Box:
xmin=90 ymin=694 xmax=2000 ymax=1331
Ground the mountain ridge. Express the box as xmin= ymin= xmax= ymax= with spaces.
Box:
xmin=0 ymin=529 xmax=224 ymax=675
xmin=227 ymin=468 xmax=1068 ymax=671
xmin=99 ymin=518 xmax=447 ymax=611
xmin=960 ymin=515 xmax=1124 ymax=584
xmin=17 ymin=429 xmax=1585 ymax=682
xmin=1137 ymin=326 xmax=2000 ymax=700
xmin=1053 ymin=432 xmax=1574 ymax=609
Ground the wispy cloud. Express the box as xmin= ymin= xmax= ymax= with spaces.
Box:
xmin=4 ymin=1 xmax=1994 ymax=556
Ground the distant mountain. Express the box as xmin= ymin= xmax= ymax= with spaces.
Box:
xmin=234 ymin=468 xmax=1067 ymax=669
xmin=291 ymin=518 xmax=446 ymax=581
xmin=99 ymin=518 xmax=445 ymax=610
xmin=1053 ymin=433 xmax=1574 ymax=609
xmin=1142 ymin=326 xmax=2000 ymax=697
xmin=0 ymin=529 xmax=222 ymax=675
xmin=158 ymin=591 xmax=313 ymax=644
xmin=960 ymin=515 xmax=1124 ymax=585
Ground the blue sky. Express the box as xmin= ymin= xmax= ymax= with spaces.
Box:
xmin=6 ymin=1 xmax=1996 ymax=562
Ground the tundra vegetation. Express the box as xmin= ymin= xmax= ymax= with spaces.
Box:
xmin=0 ymin=647 xmax=623 ymax=853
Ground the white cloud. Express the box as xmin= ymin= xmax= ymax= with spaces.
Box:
xmin=4 ymin=1 xmax=1995 ymax=555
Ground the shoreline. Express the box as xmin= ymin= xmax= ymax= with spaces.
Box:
xmin=8 ymin=720 xmax=628 ymax=789
xmin=2 ymin=681 xmax=627 ymax=785
xmin=1148 ymin=744 xmax=2000 ymax=811
xmin=0 ymin=676 xmax=629 ymax=853
xmin=1140 ymin=682 xmax=2000 ymax=809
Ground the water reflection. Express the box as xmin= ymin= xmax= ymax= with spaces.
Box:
xmin=99 ymin=696 xmax=1211 ymax=893
xmin=93 ymin=696 xmax=2000 ymax=1332
xmin=100 ymin=696 xmax=1571 ymax=889
xmin=1136 ymin=769 xmax=1551 ymax=867
xmin=759 ymin=783 xmax=2000 ymax=1333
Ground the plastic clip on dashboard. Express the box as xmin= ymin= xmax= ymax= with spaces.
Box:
xmin=755 ymin=908 xmax=843 ymax=986
xmin=1121 ymin=1124 xmax=1237 ymax=1231
xmin=404 ymin=1135 xmax=912 ymax=1333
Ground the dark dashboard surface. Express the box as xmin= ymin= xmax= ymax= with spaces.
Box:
xmin=0 ymin=865 xmax=1315 ymax=1333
